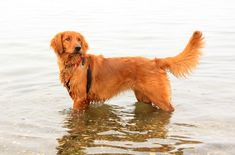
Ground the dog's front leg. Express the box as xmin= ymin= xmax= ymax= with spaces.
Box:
xmin=73 ymin=97 xmax=90 ymax=111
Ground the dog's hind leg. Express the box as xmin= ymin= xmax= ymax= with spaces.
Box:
xmin=136 ymin=77 xmax=174 ymax=112
xmin=134 ymin=90 xmax=152 ymax=104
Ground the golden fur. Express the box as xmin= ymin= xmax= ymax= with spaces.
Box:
xmin=50 ymin=31 xmax=204 ymax=112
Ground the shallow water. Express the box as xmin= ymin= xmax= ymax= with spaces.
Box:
xmin=1 ymin=0 xmax=235 ymax=154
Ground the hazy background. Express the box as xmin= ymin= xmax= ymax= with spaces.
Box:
xmin=0 ymin=0 xmax=235 ymax=154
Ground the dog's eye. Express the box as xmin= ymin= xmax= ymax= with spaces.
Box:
xmin=65 ymin=37 xmax=71 ymax=41
xmin=77 ymin=38 xmax=81 ymax=41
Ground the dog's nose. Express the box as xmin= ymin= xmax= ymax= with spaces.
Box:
xmin=75 ymin=46 xmax=81 ymax=52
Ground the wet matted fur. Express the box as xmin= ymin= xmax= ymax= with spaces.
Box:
xmin=50 ymin=31 xmax=204 ymax=112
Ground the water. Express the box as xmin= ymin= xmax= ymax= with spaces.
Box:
xmin=0 ymin=0 xmax=235 ymax=154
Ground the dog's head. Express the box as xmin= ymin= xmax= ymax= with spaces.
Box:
xmin=50 ymin=31 xmax=89 ymax=56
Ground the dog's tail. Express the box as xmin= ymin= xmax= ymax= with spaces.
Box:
xmin=156 ymin=31 xmax=204 ymax=78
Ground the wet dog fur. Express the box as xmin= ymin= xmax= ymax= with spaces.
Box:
xmin=50 ymin=31 xmax=204 ymax=112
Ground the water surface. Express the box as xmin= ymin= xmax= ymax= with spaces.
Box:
xmin=0 ymin=0 xmax=235 ymax=154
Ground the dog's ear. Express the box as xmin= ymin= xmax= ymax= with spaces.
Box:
xmin=80 ymin=34 xmax=89 ymax=54
xmin=51 ymin=32 xmax=63 ymax=55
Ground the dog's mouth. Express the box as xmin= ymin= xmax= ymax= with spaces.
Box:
xmin=73 ymin=45 xmax=82 ymax=55
xmin=73 ymin=50 xmax=82 ymax=55
xmin=68 ymin=52 xmax=82 ymax=59
xmin=66 ymin=50 xmax=82 ymax=57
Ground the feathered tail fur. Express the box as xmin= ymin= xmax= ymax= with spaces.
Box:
xmin=156 ymin=31 xmax=204 ymax=77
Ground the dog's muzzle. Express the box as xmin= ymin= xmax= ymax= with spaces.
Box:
xmin=74 ymin=45 xmax=82 ymax=54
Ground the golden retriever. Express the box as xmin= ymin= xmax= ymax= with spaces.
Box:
xmin=50 ymin=31 xmax=204 ymax=112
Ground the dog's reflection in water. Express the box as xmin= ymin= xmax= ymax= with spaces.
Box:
xmin=57 ymin=103 xmax=173 ymax=154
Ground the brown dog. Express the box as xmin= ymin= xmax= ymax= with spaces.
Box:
xmin=50 ymin=31 xmax=204 ymax=112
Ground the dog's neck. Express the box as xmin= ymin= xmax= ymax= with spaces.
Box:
xmin=57 ymin=54 xmax=92 ymax=95
xmin=61 ymin=54 xmax=82 ymax=67
xmin=58 ymin=54 xmax=83 ymax=84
